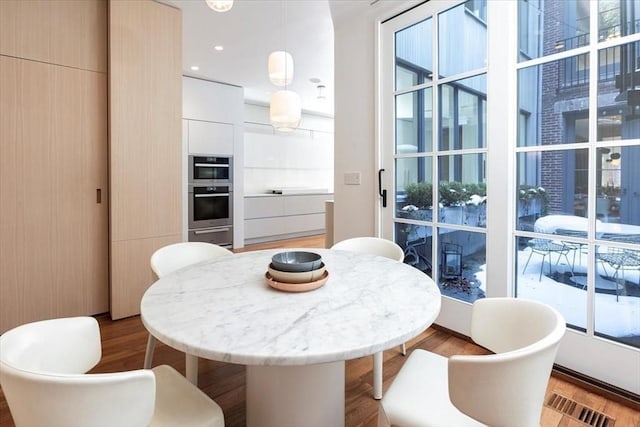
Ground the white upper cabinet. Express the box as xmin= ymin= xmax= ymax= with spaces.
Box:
xmin=188 ymin=120 xmax=233 ymax=155
xmin=183 ymin=76 xmax=243 ymax=124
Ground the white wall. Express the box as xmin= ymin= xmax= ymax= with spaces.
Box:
xmin=329 ymin=1 xmax=417 ymax=243
xmin=244 ymin=103 xmax=334 ymax=194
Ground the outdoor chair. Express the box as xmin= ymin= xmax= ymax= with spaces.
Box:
xmin=0 ymin=317 xmax=225 ymax=427
xmin=378 ymin=298 xmax=566 ymax=427
xmin=597 ymin=247 xmax=640 ymax=301
xmin=331 ymin=236 xmax=405 ymax=400
xmin=403 ymin=237 xmax=432 ymax=273
xmin=554 ymin=228 xmax=588 ymax=278
xmin=523 ymin=238 xmax=574 ymax=281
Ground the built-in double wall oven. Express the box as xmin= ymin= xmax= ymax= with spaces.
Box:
xmin=188 ymin=155 xmax=233 ymax=248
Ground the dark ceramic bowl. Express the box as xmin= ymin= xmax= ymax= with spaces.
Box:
xmin=271 ymin=251 xmax=323 ymax=272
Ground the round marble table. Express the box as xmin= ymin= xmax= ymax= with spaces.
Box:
xmin=141 ymin=248 xmax=441 ymax=427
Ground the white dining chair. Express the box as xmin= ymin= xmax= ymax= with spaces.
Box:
xmin=0 ymin=317 xmax=225 ymax=427
xmin=145 ymin=242 xmax=233 ymax=377
xmin=378 ymin=297 xmax=566 ymax=427
xmin=331 ymin=236 xmax=406 ymax=400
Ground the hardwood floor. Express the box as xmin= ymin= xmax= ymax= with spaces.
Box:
xmin=1 ymin=235 xmax=638 ymax=426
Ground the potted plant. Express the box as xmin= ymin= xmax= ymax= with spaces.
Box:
xmin=405 ymin=182 xmax=433 ymax=209
xmin=518 ymin=185 xmax=548 ymax=217
xmin=439 ymin=182 xmax=469 ymax=207
xmin=438 ymin=182 xmax=487 ymax=225
xmin=463 ymin=183 xmax=487 ymax=227
xmin=401 ymin=182 xmax=434 ymax=221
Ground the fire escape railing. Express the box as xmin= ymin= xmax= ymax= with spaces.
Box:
xmin=556 ymin=20 xmax=640 ymax=91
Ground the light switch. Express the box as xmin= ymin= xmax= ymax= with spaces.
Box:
xmin=344 ymin=172 xmax=361 ymax=185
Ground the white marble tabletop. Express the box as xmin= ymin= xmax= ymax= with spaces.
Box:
xmin=140 ymin=248 xmax=441 ymax=366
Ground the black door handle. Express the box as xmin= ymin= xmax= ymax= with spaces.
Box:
xmin=378 ymin=168 xmax=387 ymax=208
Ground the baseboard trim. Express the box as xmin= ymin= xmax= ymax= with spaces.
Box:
xmin=551 ymin=365 xmax=639 ymax=411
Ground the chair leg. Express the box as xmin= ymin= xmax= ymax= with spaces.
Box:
xmin=599 ymin=259 xmax=610 ymax=277
xmin=373 ymin=352 xmax=383 ymax=400
xmin=523 ymin=249 xmax=534 ymax=274
xmin=561 ymin=252 xmax=574 ymax=277
xmin=539 ymin=253 xmax=548 ymax=281
xmin=400 ymin=343 xmax=406 ymax=356
xmin=613 ymin=267 xmax=626 ymax=302
xmin=144 ymin=334 xmax=156 ymax=369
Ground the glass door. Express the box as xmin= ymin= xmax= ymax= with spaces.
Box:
xmin=380 ymin=0 xmax=640 ymax=394
xmin=380 ymin=0 xmax=490 ymax=333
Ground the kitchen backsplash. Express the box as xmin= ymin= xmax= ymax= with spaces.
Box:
xmin=243 ymin=110 xmax=334 ymax=194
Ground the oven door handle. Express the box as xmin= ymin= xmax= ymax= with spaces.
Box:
xmin=194 ymin=193 xmax=230 ymax=198
xmin=193 ymin=227 xmax=231 ymax=234
xmin=194 ymin=163 xmax=229 ymax=167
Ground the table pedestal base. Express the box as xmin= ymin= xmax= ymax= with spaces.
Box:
xmin=246 ymin=361 xmax=345 ymax=427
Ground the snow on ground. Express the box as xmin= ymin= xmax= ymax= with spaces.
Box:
xmin=473 ymin=247 xmax=640 ymax=338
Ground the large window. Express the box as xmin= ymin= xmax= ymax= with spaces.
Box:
xmin=516 ymin=0 xmax=640 ymax=349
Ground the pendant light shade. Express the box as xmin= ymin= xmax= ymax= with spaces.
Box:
xmin=205 ymin=0 xmax=233 ymax=12
xmin=268 ymin=51 xmax=294 ymax=87
xmin=270 ymin=90 xmax=301 ymax=131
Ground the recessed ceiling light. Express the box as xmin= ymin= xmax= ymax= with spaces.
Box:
xmin=214 ymin=45 xmax=224 ymax=51
xmin=309 ymin=77 xmax=321 ymax=84
xmin=190 ymin=65 xmax=200 ymax=71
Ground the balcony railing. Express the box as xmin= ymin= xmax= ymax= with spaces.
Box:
xmin=556 ymin=21 xmax=640 ymax=90
xmin=556 ymin=20 xmax=640 ymax=90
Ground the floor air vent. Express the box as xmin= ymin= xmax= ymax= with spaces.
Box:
xmin=546 ymin=392 xmax=616 ymax=427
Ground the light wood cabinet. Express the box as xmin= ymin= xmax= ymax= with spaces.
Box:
xmin=0 ymin=0 xmax=107 ymax=72
xmin=109 ymin=0 xmax=182 ymax=319
xmin=0 ymin=0 xmax=182 ymax=328
xmin=0 ymin=37 xmax=108 ymax=332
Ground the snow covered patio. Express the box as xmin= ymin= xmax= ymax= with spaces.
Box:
xmin=471 ymin=245 xmax=640 ymax=344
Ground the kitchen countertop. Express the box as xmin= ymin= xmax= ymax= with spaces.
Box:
xmin=245 ymin=192 xmax=333 ymax=197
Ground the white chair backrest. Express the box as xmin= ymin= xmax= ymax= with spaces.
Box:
xmin=150 ymin=242 xmax=233 ymax=278
xmin=1 ymin=316 xmax=101 ymax=374
xmin=331 ymin=237 xmax=404 ymax=262
xmin=0 ymin=317 xmax=156 ymax=427
xmin=448 ymin=298 xmax=566 ymax=427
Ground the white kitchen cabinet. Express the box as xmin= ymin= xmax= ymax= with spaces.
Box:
xmin=188 ymin=120 xmax=233 ymax=155
xmin=183 ymin=76 xmax=243 ymax=124
xmin=244 ymin=194 xmax=332 ymax=244
xmin=284 ymin=194 xmax=329 ymax=216
xmin=245 ymin=196 xmax=284 ymax=219
xmin=245 ymin=216 xmax=285 ymax=239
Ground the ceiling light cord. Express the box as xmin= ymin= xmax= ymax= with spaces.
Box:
xmin=283 ymin=0 xmax=288 ymax=90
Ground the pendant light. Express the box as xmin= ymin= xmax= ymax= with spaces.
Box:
xmin=269 ymin=0 xmax=301 ymax=131
xmin=270 ymin=90 xmax=301 ymax=132
xmin=205 ymin=0 xmax=233 ymax=13
xmin=268 ymin=51 xmax=294 ymax=87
